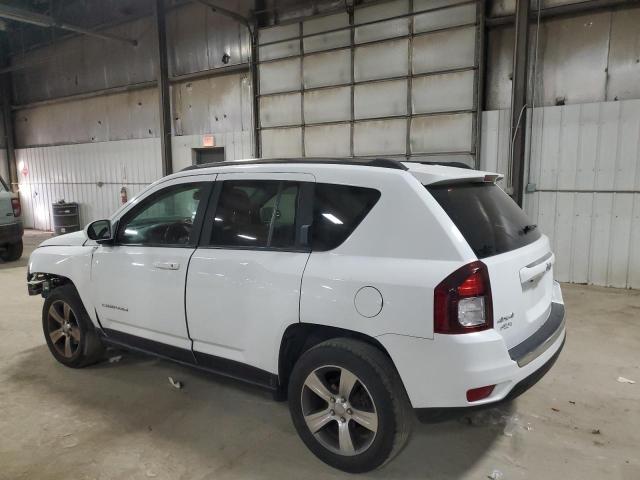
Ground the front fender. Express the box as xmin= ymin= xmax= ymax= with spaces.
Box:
xmin=29 ymin=246 xmax=98 ymax=327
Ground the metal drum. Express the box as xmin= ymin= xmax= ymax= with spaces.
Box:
xmin=52 ymin=202 xmax=80 ymax=236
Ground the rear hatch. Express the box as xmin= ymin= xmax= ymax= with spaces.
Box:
xmin=428 ymin=182 xmax=554 ymax=349
xmin=0 ymin=176 xmax=15 ymax=226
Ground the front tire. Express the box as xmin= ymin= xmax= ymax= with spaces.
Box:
xmin=288 ymin=338 xmax=412 ymax=473
xmin=0 ymin=239 xmax=23 ymax=262
xmin=42 ymin=284 xmax=104 ymax=368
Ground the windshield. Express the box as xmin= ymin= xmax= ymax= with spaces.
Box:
xmin=427 ymin=183 xmax=541 ymax=258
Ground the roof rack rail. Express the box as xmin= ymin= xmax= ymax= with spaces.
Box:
xmin=180 ymin=157 xmax=408 ymax=172
xmin=404 ymin=160 xmax=472 ymax=170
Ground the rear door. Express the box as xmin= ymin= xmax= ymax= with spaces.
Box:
xmin=428 ymin=183 xmax=557 ymax=348
xmin=185 ymin=172 xmax=313 ymax=374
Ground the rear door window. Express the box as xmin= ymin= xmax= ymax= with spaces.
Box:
xmin=209 ymin=180 xmax=300 ymax=249
xmin=428 ymin=183 xmax=541 ymax=258
xmin=311 ymin=184 xmax=380 ymax=251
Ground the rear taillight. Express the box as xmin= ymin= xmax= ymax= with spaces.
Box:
xmin=11 ymin=198 xmax=21 ymax=217
xmin=434 ymin=261 xmax=493 ymax=334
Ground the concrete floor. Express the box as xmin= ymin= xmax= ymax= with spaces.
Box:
xmin=1 ymin=231 xmax=639 ymax=480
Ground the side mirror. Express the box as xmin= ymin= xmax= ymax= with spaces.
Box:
xmin=86 ymin=219 xmax=113 ymax=243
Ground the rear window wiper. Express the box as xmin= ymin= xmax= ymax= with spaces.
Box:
xmin=521 ymin=224 xmax=537 ymax=234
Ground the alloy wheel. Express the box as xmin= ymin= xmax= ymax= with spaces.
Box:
xmin=301 ymin=366 xmax=378 ymax=456
xmin=47 ymin=300 xmax=81 ymax=358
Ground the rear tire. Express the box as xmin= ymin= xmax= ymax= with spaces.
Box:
xmin=42 ymin=284 xmax=104 ymax=368
xmin=0 ymin=240 xmax=23 ymax=262
xmin=288 ymin=338 xmax=412 ymax=473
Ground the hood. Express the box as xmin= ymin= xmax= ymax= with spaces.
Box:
xmin=39 ymin=230 xmax=88 ymax=247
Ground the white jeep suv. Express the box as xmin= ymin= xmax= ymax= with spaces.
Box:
xmin=28 ymin=158 xmax=565 ymax=473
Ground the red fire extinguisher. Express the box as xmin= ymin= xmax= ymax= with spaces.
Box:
xmin=120 ymin=186 xmax=128 ymax=204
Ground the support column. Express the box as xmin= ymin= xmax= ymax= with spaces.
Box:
xmin=509 ymin=0 xmax=530 ymax=206
xmin=0 ymin=36 xmax=18 ymax=192
xmin=154 ymin=0 xmax=172 ymax=176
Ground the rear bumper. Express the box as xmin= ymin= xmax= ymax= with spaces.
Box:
xmin=377 ymin=286 xmax=566 ymax=409
xmin=0 ymin=221 xmax=23 ymax=245
xmin=415 ymin=335 xmax=565 ymax=422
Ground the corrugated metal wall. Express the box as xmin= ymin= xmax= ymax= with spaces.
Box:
xmin=16 ymin=138 xmax=161 ymax=231
xmin=11 ymin=1 xmax=254 ymax=230
xmin=256 ymin=0 xmax=481 ymax=165
xmin=14 ymin=88 xmax=159 ymax=147
xmin=11 ymin=16 xmax=158 ymax=106
xmin=172 ymin=72 xmax=254 ymax=138
xmin=166 ymin=1 xmax=251 ymax=76
xmin=481 ymin=99 xmax=640 ymax=289
xmin=486 ymin=7 xmax=640 ymax=110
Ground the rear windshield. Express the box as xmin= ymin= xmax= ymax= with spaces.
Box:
xmin=428 ymin=183 xmax=541 ymax=258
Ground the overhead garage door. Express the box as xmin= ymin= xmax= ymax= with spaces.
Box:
xmin=256 ymin=0 xmax=482 ymax=165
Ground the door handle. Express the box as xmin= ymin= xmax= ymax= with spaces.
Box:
xmin=519 ymin=253 xmax=555 ymax=284
xmin=153 ymin=261 xmax=180 ymax=270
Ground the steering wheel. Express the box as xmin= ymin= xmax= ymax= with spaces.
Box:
xmin=162 ymin=222 xmax=192 ymax=244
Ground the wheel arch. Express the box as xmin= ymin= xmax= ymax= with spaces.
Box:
xmin=29 ymin=246 xmax=97 ymax=326
xmin=277 ymin=323 xmax=399 ymax=400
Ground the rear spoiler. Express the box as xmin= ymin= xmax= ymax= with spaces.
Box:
xmin=403 ymin=162 xmax=504 ymax=186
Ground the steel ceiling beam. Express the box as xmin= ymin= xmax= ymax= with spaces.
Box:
xmin=509 ymin=0 xmax=530 ymax=207
xmin=193 ymin=0 xmax=251 ymax=29
xmin=0 ymin=3 xmax=138 ymax=46
xmin=154 ymin=0 xmax=172 ymax=176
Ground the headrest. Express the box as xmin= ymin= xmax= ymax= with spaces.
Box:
xmin=225 ymin=188 xmax=251 ymax=211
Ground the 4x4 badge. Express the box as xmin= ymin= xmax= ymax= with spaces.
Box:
xmin=497 ymin=312 xmax=515 ymax=331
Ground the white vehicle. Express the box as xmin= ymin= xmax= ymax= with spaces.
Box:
xmin=28 ymin=158 xmax=565 ymax=473
xmin=0 ymin=175 xmax=23 ymax=262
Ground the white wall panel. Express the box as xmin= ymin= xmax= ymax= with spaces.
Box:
xmin=259 ymin=23 xmax=299 ymax=45
xmin=412 ymin=27 xmax=476 ymax=74
xmin=303 ymin=13 xmax=350 ymax=53
xmin=261 ymin=128 xmax=302 ymax=158
xmin=259 ymin=93 xmax=302 ymax=127
xmin=482 ymin=99 xmax=640 ymax=288
xmin=354 ymin=119 xmax=406 ymax=156
xmin=412 ymin=70 xmax=475 ymax=114
xmin=354 ymin=39 xmax=409 ymax=82
xmin=259 ymin=58 xmax=301 ymax=95
xmin=480 ymin=109 xmax=510 ymax=182
xmin=410 ymin=113 xmax=473 ymax=153
xmin=413 ymin=1 xmax=476 ymax=33
xmin=257 ymin=2 xmax=478 ymax=160
xmin=354 ymin=80 xmax=408 ymax=119
xmin=355 ymin=0 xmax=410 ymax=44
xmin=17 ymin=138 xmax=161 ymax=231
xmin=304 ymin=87 xmax=352 ymax=124
xmin=305 ymin=124 xmax=351 ymax=157
xmin=303 ymin=50 xmax=351 ymax=88
xmin=259 ymin=39 xmax=300 ymax=61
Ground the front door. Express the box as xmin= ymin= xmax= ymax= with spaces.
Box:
xmin=92 ymin=177 xmax=214 ymax=355
xmin=186 ymin=172 xmax=313 ymax=373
